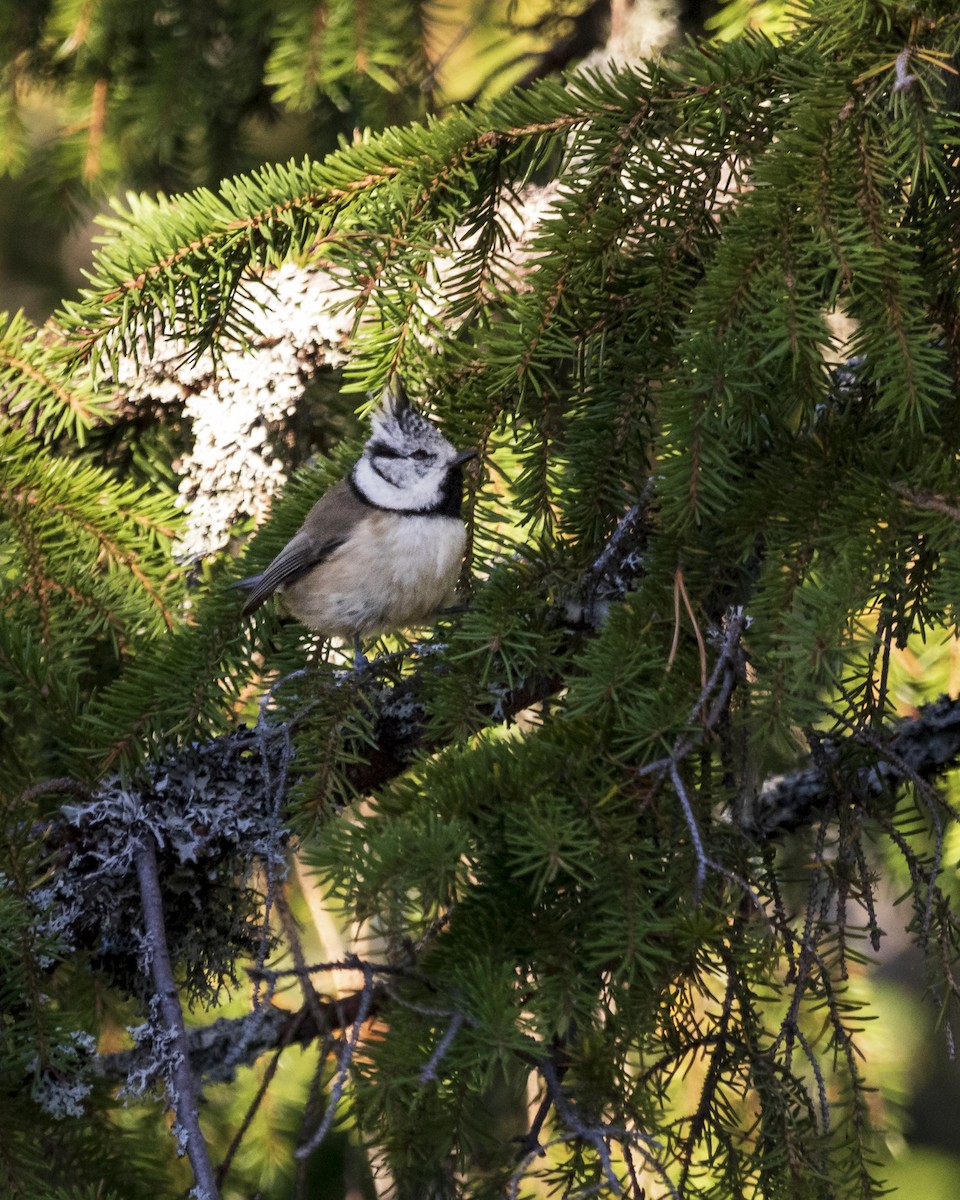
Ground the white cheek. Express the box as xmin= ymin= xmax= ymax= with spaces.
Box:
xmin=353 ymin=458 xmax=443 ymax=511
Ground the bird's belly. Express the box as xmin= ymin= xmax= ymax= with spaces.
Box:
xmin=282 ymin=513 xmax=466 ymax=638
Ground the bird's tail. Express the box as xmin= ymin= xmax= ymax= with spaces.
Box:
xmin=229 ymin=574 xmax=265 ymax=616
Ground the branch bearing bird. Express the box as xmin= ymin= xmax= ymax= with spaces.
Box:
xmin=236 ymin=378 xmax=477 ymax=660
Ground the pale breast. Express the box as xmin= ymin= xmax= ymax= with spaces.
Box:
xmin=282 ymin=512 xmax=466 ymax=638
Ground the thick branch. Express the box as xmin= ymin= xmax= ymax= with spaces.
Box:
xmin=746 ymin=694 xmax=960 ymax=838
xmin=93 ymin=985 xmax=387 ymax=1086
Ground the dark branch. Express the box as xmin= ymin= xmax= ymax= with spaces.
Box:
xmin=93 ymin=985 xmax=389 ymax=1086
xmin=134 ymin=831 xmax=220 ymax=1200
xmin=746 ymin=694 xmax=960 ymax=838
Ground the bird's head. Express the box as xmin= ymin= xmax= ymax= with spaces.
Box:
xmin=353 ymin=377 xmax=477 ymax=513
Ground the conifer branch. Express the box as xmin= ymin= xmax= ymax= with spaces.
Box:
xmin=9 ymin=9 xmax=960 ymax=1192
xmin=0 ymin=352 xmax=101 ymax=429
xmin=46 ymin=684 xmax=960 ymax=1196
xmin=0 ymin=310 xmax=113 ymax=437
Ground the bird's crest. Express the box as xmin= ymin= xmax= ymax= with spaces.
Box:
xmin=369 ymin=376 xmax=448 ymax=453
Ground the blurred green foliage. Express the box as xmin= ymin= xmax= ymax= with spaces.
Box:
xmin=3 ymin=0 xmax=960 ymax=1197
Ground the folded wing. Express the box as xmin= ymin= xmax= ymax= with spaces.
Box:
xmin=235 ymin=478 xmax=364 ymax=616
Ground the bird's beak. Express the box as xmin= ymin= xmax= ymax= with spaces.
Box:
xmin=453 ymin=448 xmax=479 ymax=466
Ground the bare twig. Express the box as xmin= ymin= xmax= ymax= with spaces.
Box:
xmin=513 ymin=1091 xmax=553 ymax=1161
xmin=539 ymin=1058 xmax=622 ymax=1195
xmin=134 ymin=830 xmax=220 ymax=1200
xmin=634 ymin=608 xmax=747 ymax=900
xmin=248 ymin=952 xmax=416 ymax=986
xmin=669 ymin=761 xmax=709 ymax=902
xmin=18 ymin=776 xmax=94 ymax=806
xmin=637 ymin=606 xmax=746 ymax=778
xmin=533 ymin=1056 xmax=673 ymax=1199
xmin=295 ymin=964 xmax=376 ymax=1160
xmin=418 ymin=1011 xmax=466 ymax=1085
xmin=586 ymin=497 xmax=648 ymax=585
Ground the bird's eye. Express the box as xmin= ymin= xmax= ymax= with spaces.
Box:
xmin=410 ymin=449 xmax=431 ymax=461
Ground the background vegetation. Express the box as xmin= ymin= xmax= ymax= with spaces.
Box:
xmin=3 ymin=1 xmax=960 ymax=1198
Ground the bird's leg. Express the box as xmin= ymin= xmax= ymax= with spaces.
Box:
xmin=353 ymin=633 xmax=368 ymax=671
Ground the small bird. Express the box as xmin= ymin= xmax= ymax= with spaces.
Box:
xmin=236 ymin=377 xmax=477 ymax=664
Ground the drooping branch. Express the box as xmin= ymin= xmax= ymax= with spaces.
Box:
xmin=634 ymin=605 xmax=750 ymax=899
